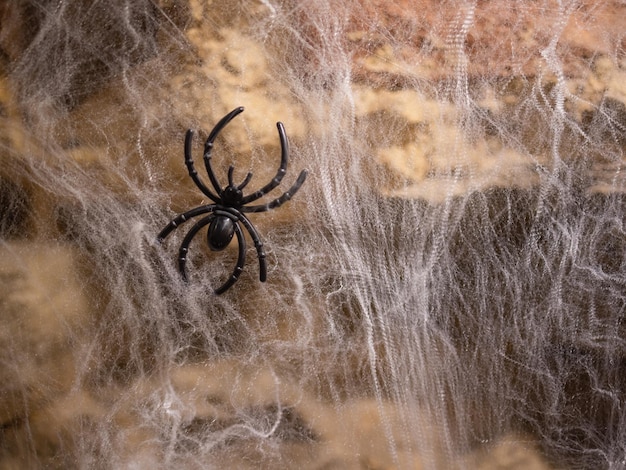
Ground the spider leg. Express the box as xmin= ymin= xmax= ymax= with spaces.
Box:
xmin=223 ymin=208 xmax=267 ymax=282
xmin=157 ymin=205 xmax=216 ymax=242
xmin=228 ymin=165 xmax=254 ymax=191
xmin=184 ymin=130 xmax=220 ymax=202
xmin=237 ymin=171 xmax=253 ymax=190
xmin=177 ymin=214 xmax=214 ymax=282
xmin=241 ymin=169 xmax=308 ymax=213
xmin=215 ymin=221 xmax=246 ymax=294
xmin=177 ymin=210 xmax=247 ymax=294
xmin=227 ymin=165 xmax=235 ymax=186
xmin=240 ymin=122 xmax=289 ymax=204
xmin=204 ymin=107 xmax=245 ymax=194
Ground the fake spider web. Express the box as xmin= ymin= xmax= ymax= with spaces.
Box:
xmin=1 ymin=0 xmax=625 ymax=468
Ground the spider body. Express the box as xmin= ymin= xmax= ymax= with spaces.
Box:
xmin=158 ymin=106 xmax=307 ymax=294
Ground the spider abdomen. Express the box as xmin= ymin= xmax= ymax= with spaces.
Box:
xmin=207 ymin=216 xmax=235 ymax=251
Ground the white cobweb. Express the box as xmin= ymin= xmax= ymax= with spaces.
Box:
xmin=1 ymin=0 xmax=625 ymax=468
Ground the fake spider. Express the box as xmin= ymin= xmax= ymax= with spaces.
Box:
xmin=157 ymin=107 xmax=307 ymax=294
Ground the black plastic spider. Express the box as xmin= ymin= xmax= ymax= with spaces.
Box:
xmin=157 ymin=107 xmax=308 ymax=294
